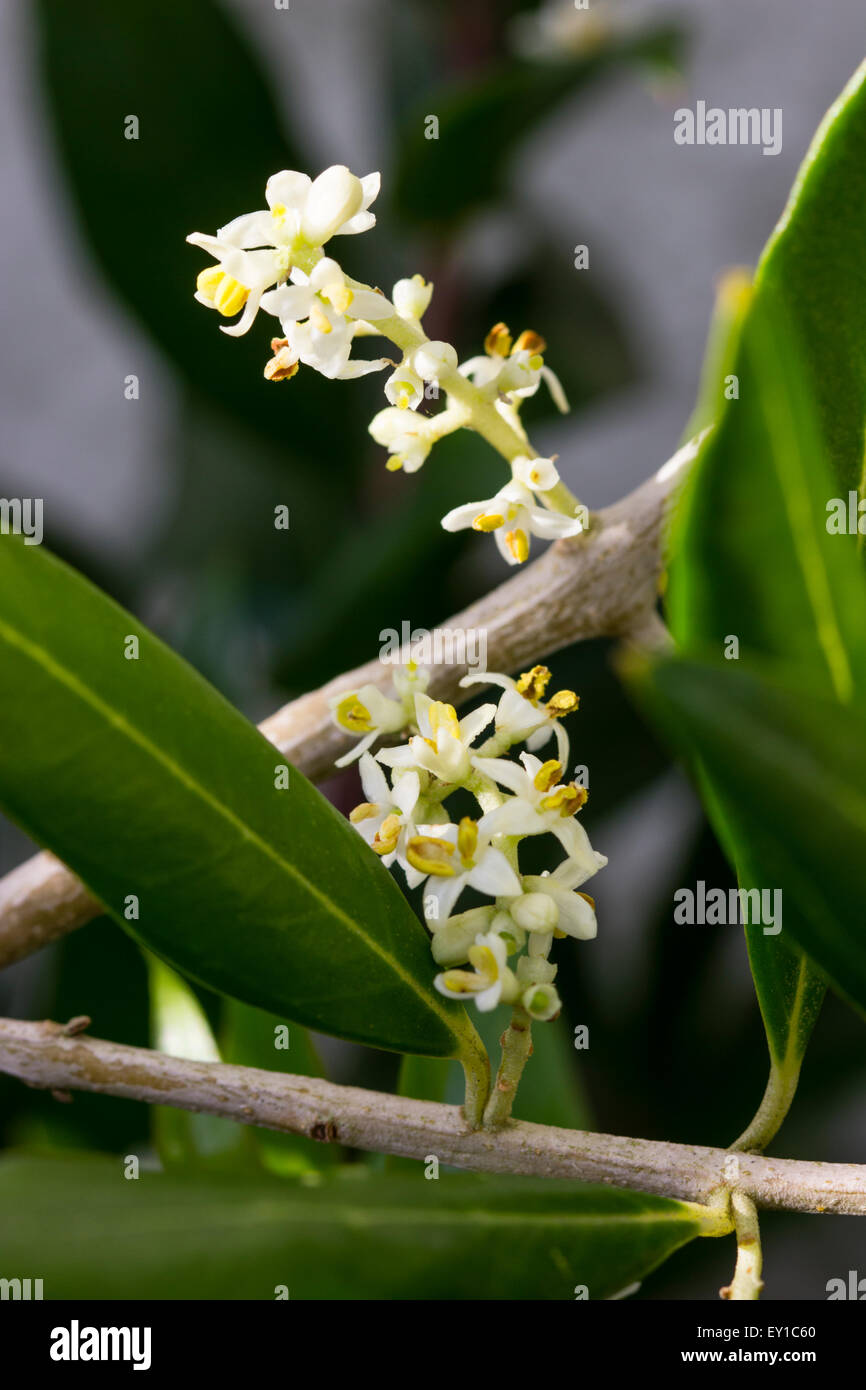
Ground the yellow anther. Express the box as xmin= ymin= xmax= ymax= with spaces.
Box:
xmin=335 ymin=695 xmax=373 ymax=733
xmin=546 ymin=689 xmax=580 ymax=717
xmin=484 ymin=321 xmax=513 ymax=357
xmin=386 ymin=456 xmax=405 ymax=472
xmin=325 ymin=283 xmax=353 ymax=314
xmin=349 ymin=802 xmax=379 ymax=823
xmin=309 ymin=300 xmax=333 ymax=334
xmin=467 ymin=943 xmax=498 ymax=982
xmin=505 ymin=529 xmax=529 ymax=563
xmin=553 ymin=927 xmax=567 ymax=939
xmin=196 ymin=266 xmax=249 ymax=317
xmin=428 ymin=702 xmax=460 ymax=739
xmin=577 ymin=892 xmax=595 ymax=909
xmin=540 ymin=784 xmax=586 ymax=816
xmin=456 ymin=816 xmax=478 ymax=866
xmin=516 ymin=665 xmax=552 ymax=702
xmin=439 ymin=969 xmax=481 ymax=995
xmin=472 ymin=513 xmax=504 ymax=533
xmin=406 ymin=836 xmax=456 ymax=877
xmin=372 ymin=814 xmax=402 ymax=855
xmin=533 ymin=759 xmax=562 ymax=793
xmin=264 ymin=341 xmax=299 ymax=382
xmin=512 ymin=329 xmax=546 ymax=356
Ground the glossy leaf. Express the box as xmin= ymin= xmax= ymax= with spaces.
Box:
xmin=0 ymin=1155 xmax=726 ymax=1300
xmin=756 ymin=59 xmax=866 ymax=492
xmin=666 ymin=287 xmax=866 ymax=1087
xmin=0 ymin=536 xmax=480 ymax=1062
xmin=630 ymin=656 xmax=866 ymax=1021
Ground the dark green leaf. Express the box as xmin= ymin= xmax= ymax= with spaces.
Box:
xmin=0 ymin=1155 xmax=724 ymax=1300
xmin=630 ymin=655 xmax=866 ymax=1022
xmin=0 ymin=537 xmax=481 ymax=1062
xmin=755 ymin=59 xmax=866 ymax=492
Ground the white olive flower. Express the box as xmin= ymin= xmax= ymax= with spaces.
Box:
xmin=475 ymin=751 xmax=604 ymax=869
xmin=460 ymin=665 xmax=579 ymax=762
xmin=384 ymin=362 xmax=426 ymax=411
xmin=412 ymin=340 xmax=459 ymax=383
xmin=459 ymin=323 xmax=569 ymax=412
xmin=441 ymin=479 xmax=584 ymax=565
xmin=369 ymin=403 xmax=470 ymax=472
xmin=430 ymin=906 xmax=525 ymax=967
xmin=392 ymin=274 xmax=434 ymax=321
xmin=377 ymin=695 xmax=496 ymax=784
xmin=407 ymin=817 xmax=521 ymax=924
xmin=434 ymin=931 xmax=519 ymax=1012
xmin=188 ymin=165 xmax=380 ymax=338
xmin=331 ymin=665 xmax=430 ymax=767
xmin=261 ymin=261 xmax=393 ymax=380
xmin=348 ymin=754 xmax=421 ymax=874
xmin=511 ymin=455 xmax=561 ymax=492
xmin=520 ymin=861 xmax=599 ymax=938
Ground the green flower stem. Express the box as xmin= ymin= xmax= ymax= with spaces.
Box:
xmin=457 ymin=1019 xmax=491 ymax=1129
xmin=722 ymin=1192 xmax=764 ymax=1301
xmin=483 ymin=1005 xmax=534 ymax=1129
xmin=353 ymin=293 xmax=586 ymax=521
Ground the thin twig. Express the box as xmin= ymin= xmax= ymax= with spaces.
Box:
xmin=0 ymin=1017 xmax=864 ymax=1216
xmin=0 ymin=436 xmax=699 ymax=970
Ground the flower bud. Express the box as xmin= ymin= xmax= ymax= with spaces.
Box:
xmin=513 ymin=455 xmax=560 ymax=492
xmin=412 ymin=340 xmax=458 ymax=381
xmin=510 ymin=891 xmax=559 ymax=933
xmin=522 ymin=982 xmax=562 ymax=1021
xmin=393 ymin=274 xmax=433 ymax=320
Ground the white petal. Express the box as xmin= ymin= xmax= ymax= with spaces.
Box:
xmin=478 ymin=800 xmax=542 ymax=838
xmin=335 ymin=356 xmax=391 ymax=379
xmin=468 ymin=848 xmax=521 ymax=898
xmin=458 ymin=702 xmax=496 ymax=745
xmin=260 ymin=283 xmax=314 ymax=323
xmin=334 ymin=730 xmax=376 ymax=768
xmin=347 ymin=289 xmax=394 ymax=320
xmin=472 ymin=756 xmax=531 ymax=797
xmin=392 ymin=769 xmax=421 ymax=818
xmin=526 ymin=506 xmax=584 ymax=540
xmin=425 ymin=873 xmax=466 ymax=924
xmin=266 ymin=169 xmax=312 ymax=210
xmin=358 ymin=752 xmax=391 ymax=806
xmin=301 ymin=166 xmax=364 ymax=244
xmin=217 ymin=209 xmax=274 ymax=248
xmin=440 ymin=501 xmax=489 ymax=533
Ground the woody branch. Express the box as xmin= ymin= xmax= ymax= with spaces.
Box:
xmin=0 ymin=1016 xmax=863 ymax=1216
